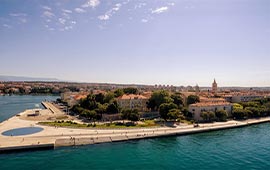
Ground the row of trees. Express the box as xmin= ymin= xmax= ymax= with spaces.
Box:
xmin=201 ymin=110 xmax=228 ymax=122
xmin=147 ymin=90 xmax=200 ymax=121
xmin=71 ymin=87 xmax=141 ymax=121
xmin=232 ymin=99 xmax=270 ymax=120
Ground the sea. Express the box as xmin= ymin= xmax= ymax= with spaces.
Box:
xmin=1 ymin=95 xmax=270 ymax=170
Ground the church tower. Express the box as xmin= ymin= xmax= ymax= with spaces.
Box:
xmin=195 ymin=84 xmax=200 ymax=95
xmin=212 ymin=79 xmax=218 ymax=95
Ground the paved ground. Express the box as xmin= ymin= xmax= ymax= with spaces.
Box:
xmin=1 ymin=102 xmax=270 ymax=150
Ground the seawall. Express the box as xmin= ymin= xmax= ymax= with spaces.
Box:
xmin=1 ymin=118 xmax=270 ymax=153
xmin=54 ymin=118 xmax=270 ymax=148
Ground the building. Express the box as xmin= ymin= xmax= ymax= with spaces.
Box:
xmin=61 ymin=92 xmax=88 ymax=107
xmin=231 ymin=95 xmax=265 ymax=103
xmin=212 ymin=79 xmax=218 ymax=95
xmin=195 ymin=84 xmax=200 ymax=95
xmin=117 ymin=94 xmax=149 ymax=112
xmin=189 ymin=101 xmax=233 ymax=121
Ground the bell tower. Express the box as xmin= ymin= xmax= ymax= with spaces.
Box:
xmin=212 ymin=79 xmax=218 ymax=95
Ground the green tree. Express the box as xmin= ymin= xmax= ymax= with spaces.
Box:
xmin=201 ymin=111 xmax=215 ymax=122
xmin=233 ymin=103 xmax=243 ymax=110
xmin=159 ymin=103 xmax=178 ymax=121
xmin=81 ymin=109 xmax=97 ymax=121
xmin=121 ymin=109 xmax=139 ymax=121
xmin=171 ymin=93 xmax=184 ymax=108
xmin=215 ymin=110 xmax=228 ymax=121
xmin=232 ymin=108 xmax=250 ymax=119
xmin=245 ymin=107 xmax=261 ymax=118
xmin=95 ymin=93 xmax=105 ymax=104
xmin=187 ymin=95 xmax=200 ymax=105
xmin=114 ymin=89 xmax=124 ymax=97
xmin=147 ymin=90 xmax=173 ymax=111
xmin=79 ymin=94 xmax=98 ymax=110
xmin=123 ymin=87 xmax=138 ymax=94
xmin=106 ymin=100 xmax=120 ymax=114
xmin=104 ymin=92 xmax=115 ymax=103
xmin=167 ymin=109 xmax=181 ymax=120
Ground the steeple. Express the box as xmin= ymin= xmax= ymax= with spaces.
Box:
xmin=212 ymin=79 xmax=218 ymax=95
xmin=195 ymin=84 xmax=200 ymax=95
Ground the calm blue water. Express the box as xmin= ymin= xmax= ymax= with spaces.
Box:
xmin=0 ymin=95 xmax=58 ymax=122
xmin=1 ymin=96 xmax=270 ymax=169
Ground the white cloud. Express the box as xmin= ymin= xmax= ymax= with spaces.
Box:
xmin=64 ymin=26 xmax=73 ymax=30
xmin=98 ymin=3 xmax=122 ymax=21
xmin=59 ymin=18 xmax=66 ymax=24
xmin=113 ymin=3 xmax=122 ymax=11
xmin=74 ymin=8 xmax=86 ymax=13
xmin=43 ymin=11 xmax=55 ymax=18
xmin=9 ymin=13 xmax=27 ymax=17
xmin=141 ymin=19 xmax=148 ymax=23
xmin=152 ymin=6 xmax=168 ymax=14
xmin=82 ymin=0 xmax=100 ymax=8
xmin=98 ymin=14 xmax=110 ymax=21
xmin=19 ymin=18 xmax=27 ymax=23
xmin=62 ymin=12 xmax=71 ymax=19
xmin=62 ymin=9 xmax=72 ymax=13
xmin=3 ymin=24 xmax=12 ymax=28
xmin=9 ymin=13 xmax=28 ymax=24
xmin=134 ymin=2 xmax=146 ymax=9
xmin=42 ymin=6 xmax=52 ymax=11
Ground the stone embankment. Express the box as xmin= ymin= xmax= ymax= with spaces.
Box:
xmin=1 ymin=102 xmax=270 ymax=153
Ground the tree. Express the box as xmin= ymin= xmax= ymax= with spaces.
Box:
xmin=233 ymin=103 xmax=243 ymax=110
xmin=104 ymin=92 xmax=115 ymax=103
xmin=171 ymin=93 xmax=184 ymax=108
xmin=147 ymin=90 xmax=173 ymax=111
xmin=121 ymin=109 xmax=139 ymax=121
xmin=187 ymin=95 xmax=200 ymax=105
xmin=80 ymin=94 xmax=98 ymax=110
xmin=159 ymin=103 xmax=178 ymax=121
xmin=95 ymin=93 xmax=105 ymax=104
xmin=201 ymin=111 xmax=215 ymax=122
xmin=106 ymin=100 xmax=120 ymax=114
xmin=232 ymin=108 xmax=250 ymax=119
xmin=240 ymin=101 xmax=260 ymax=109
xmin=81 ymin=109 xmax=97 ymax=121
xmin=114 ymin=89 xmax=124 ymax=97
xmin=215 ymin=110 xmax=228 ymax=121
xmin=245 ymin=107 xmax=261 ymax=118
xmin=167 ymin=109 xmax=181 ymax=120
xmin=123 ymin=87 xmax=138 ymax=94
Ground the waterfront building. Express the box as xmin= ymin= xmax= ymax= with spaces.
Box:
xmin=188 ymin=101 xmax=233 ymax=121
xmin=117 ymin=94 xmax=149 ymax=112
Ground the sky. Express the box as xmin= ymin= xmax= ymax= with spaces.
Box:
xmin=0 ymin=0 xmax=269 ymax=87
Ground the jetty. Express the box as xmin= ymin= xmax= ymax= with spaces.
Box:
xmin=1 ymin=102 xmax=270 ymax=153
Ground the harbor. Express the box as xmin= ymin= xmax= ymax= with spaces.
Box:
xmin=1 ymin=101 xmax=270 ymax=153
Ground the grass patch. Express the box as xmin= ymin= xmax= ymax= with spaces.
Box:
xmin=179 ymin=119 xmax=194 ymax=125
xmin=55 ymin=115 xmax=68 ymax=120
xmin=39 ymin=120 xmax=160 ymax=129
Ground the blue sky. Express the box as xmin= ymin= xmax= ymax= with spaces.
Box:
xmin=0 ymin=0 xmax=269 ymax=86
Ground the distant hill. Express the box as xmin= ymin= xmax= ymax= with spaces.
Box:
xmin=0 ymin=75 xmax=60 ymax=82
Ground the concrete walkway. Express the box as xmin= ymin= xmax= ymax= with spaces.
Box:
xmin=1 ymin=105 xmax=270 ymax=152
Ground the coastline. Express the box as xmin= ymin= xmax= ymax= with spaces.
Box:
xmin=1 ymin=103 xmax=270 ymax=153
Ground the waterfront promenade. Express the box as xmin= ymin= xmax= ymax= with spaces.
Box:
xmin=1 ymin=102 xmax=270 ymax=152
